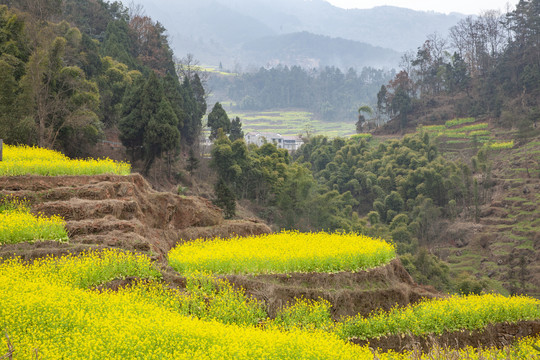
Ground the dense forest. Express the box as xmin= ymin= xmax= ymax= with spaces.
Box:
xmin=0 ymin=0 xmax=206 ymax=174
xmin=211 ymin=65 xmax=394 ymax=122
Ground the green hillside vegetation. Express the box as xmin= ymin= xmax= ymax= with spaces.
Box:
xmin=0 ymin=1 xmax=206 ymax=170
xmin=374 ymin=3 xmax=539 ymax=135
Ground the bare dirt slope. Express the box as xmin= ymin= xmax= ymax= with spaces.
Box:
xmin=0 ymin=174 xmax=270 ymax=262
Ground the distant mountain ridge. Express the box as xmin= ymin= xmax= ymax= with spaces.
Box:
xmin=128 ymin=0 xmax=466 ymax=69
xmin=243 ymin=32 xmax=400 ymax=69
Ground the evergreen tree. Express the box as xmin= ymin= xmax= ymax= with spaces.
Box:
xmin=191 ymin=73 xmax=207 ymax=118
xmin=143 ymin=98 xmax=180 ymax=174
xmin=185 ymin=148 xmax=199 ymax=176
xmin=101 ymin=20 xmax=136 ymax=69
xmin=179 ymin=77 xmax=202 ymax=145
xmin=207 ymin=102 xmax=230 ymax=140
xmin=214 ymin=178 xmax=236 ymax=219
xmin=229 ymin=116 xmax=244 ymax=141
xmin=119 ymin=76 xmax=145 ymax=159
xmin=120 ymin=72 xmax=180 ymax=172
xmin=163 ymin=74 xmax=185 ymax=130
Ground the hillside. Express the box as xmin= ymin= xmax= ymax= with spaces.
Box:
xmin=435 ymin=134 xmax=540 ymax=298
xmin=0 ymin=174 xmax=270 ymax=261
xmin=0 ymin=0 xmax=539 ymax=358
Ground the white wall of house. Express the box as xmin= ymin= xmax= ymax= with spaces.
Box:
xmin=245 ymin=132 xmax=303 ymax=151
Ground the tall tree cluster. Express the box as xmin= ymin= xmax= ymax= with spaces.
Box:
xmin=0 ymin=0 xmax=206 ymax=161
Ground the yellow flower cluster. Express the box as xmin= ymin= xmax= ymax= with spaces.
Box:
xmin=338 ymin=293 xmax=540 ymax=340
xmin=26 ymin=249 xmax=162 ymax=288
xmin=445 ymin=117 xmax=476 ymax=127
xmin=0 ymin=144 xmax=130 ymax=176
xmin=376 ymin=335 xmax=540 ymax=359
xmin=0 ymin=198 xmax=68 ymax=245
xmin=485 ymin=140 xmax=514 ymax=150
xmin=0 ymin=252 xmax=372 ymax=359
xmin=169 ymin=231 xmax=396 ymax=275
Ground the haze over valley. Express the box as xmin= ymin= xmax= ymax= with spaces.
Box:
xmin=128 ymin=0 xmax=467 ymax=69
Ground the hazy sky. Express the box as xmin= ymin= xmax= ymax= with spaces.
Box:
xmin=325 ymin=0 xmax=516 ymax=15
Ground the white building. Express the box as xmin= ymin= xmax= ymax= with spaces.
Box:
xmin=244 ymin=132 xmax=304 ymax=151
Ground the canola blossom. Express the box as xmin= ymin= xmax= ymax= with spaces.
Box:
xmin=24 ymin=249 xmax=162 ymax=288
xmin=0 ymin=252 xmax=372 ymax=360
xmin=338 ymin=293 xmax=540 ymax=341
xmin=0 ymin=144 xmax=130 ymax=176
xmin=169 ymin=231 xmax=396 ymax=275
xmin=0 ymin=198 xmax=68 ymax=245
xmin=485 ymin=140 xmax=515 ymax=150
xmin=376 ymin=335 xmax=540 ymax=359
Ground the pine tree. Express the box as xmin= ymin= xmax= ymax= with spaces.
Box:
xmin=101 ymin=20 xmax=136 ymax=69
xmin=120 ymin=72 xmax=180 ymax=172
xmin=179 ymin=77 xmax=202 ymax=145
xmin=229 ymin=116 xmax=244 ymax=141
xmin=185 ymin=148 xmax=199 ymax=176
xmin=207 ymin=102 xmax=230 ymax=140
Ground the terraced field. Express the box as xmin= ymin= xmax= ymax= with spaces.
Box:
xmin=1 ymin=144 xmax=539 ymax=359
xmin=432 ymin=133 xmax=540 ymax=298
xmin=418 ymin=117 xmax=515 ymax=153
xmin=2 ymin=245 xmax=539 ymax=359
xmin=225 ymin=110 xmax=356 ymax=138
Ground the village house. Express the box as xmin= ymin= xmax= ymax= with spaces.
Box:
xmin=244 ymin=132 xmax=304 ymax=151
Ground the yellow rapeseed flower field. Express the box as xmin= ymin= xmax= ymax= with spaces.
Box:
xmin=377 ymin=335 xmax=540 ymax=359
xmin=168 ymin=231 xmax=396 ymax=275
xmin=0 ymin=251 xmax=373 ymax=359
xmin=0 ymin=144 xmax=130 ymax=176
xmin=1 ymin=250 xmax=539 ymax=359
xmin=338 ymin=293 xmax=540 ymax=341
xmin=0 ymin=197 xmax=68 ymax=244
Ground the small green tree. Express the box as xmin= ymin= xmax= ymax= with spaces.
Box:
xmin=186 ymin=148 xmax=199 ymax=176
xmin=207 ymin=102 xmax=230 ymax=140
xmin=355 ymin=105 xmax=373 ymax=133
xmin=214 ymin=178 xmax=236 ymax=219
xmin=229 ymin=116 xmax=244 ymax=141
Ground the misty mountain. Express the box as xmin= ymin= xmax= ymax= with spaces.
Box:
xmin=128 ymin=0 xmax=466 ymax=70
xmin=243 ymin=32 xmax=400 ymax=69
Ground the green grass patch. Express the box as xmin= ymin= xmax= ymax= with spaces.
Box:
xmin=445 ymin=117 xmax=476 ymax=128
xmin=484 ymin=140 xmax=514 ymax=150
xmin=468 ymin=130 xmax=491 ymax=137
xmin=350 ymin=133 xmax=373 ymax=141
xmin=505 ymin=196 xmax=528 ymax=202
xmin=459 ymin=123 xmax=489 ymax=132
